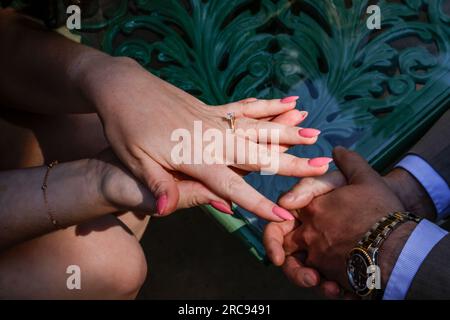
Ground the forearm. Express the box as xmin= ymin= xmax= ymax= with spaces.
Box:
xmin=0 ymin=159 xmax=115 ymax=250
xmin=0 ymin=9 xmax=118 ymax=114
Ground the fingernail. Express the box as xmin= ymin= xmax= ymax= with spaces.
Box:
xmin=308 ymin=157 xmax=333 ymax=167
xmin=156 ymin=194 xmax=168 ymax=215
xmin=298 ymin=128 xmax=321 ymax=138
xmin=210 ymin=201 xmax=233 ymax=215
xmin=303 ymin=273 xmax=316 ymax=287
xmin=280 ymin=96 xmax=299 ymax=104
xmin=272 ymin=206 xmax=295 ymax=221
xmin=299 ymin=111 xmax=308 ymax=120
xmin=332 ymin=286 xmax=341 ymax=296
xmin=242 ymin=97 xmax=258 ymax=103
xmin=283 ymin=192 xmax=296 ymax=202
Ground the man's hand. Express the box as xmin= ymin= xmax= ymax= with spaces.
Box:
xmin=263 ymin=219 xmax=344 ymax=298
xmin=264 ymin=147 xmax=420 ymax=296
xmin=263 ymin=171 xmax=347 ymax=297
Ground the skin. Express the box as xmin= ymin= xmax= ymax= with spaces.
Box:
xmin=263 ymin=147 xmax=436 ymax=298
xmin=0 ymin=8 xmax=327 ymax=298
xmin=0 ymin=9 xmax=330 ymax=223
xmin=0 ymin=7 xmax=330 ymax=298
xmin=0 ymin=94 xmax=309 ymax=298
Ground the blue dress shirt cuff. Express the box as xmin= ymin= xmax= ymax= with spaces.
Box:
xmin=396 ymin=155 xmax=450 ymax=220
xmin=383 ymin=219 xmax=448 ymax=300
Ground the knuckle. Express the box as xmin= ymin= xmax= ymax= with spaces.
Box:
xmin=150 ymin=179 xmax=171 ymax=194
xmin=248 ymin=196 xmax=268 ymax=213
xmin=287 ymin=157 xmax=302 ymax=174
xmin=304 ymin=198 xmax=320 ymax=215
xmin=189 ymin=185 xmax=208 ymax=206
xmin=224 ymin=175 xmax=244 ymax=194
xmin=235 ymin=118 xmax=251 ymax=131
xmin=227 ymin=102 xmax=245 ymax=117
xmin=300 ymin=177 xmax=316 ymax=187
xmin=302 ymin=228 xmax=314 ymax=246
xmin=241 ymin=188 xmax=267 ymax=213
xmin=268 ymin=99 xmax=278 ymax=108
xmin=263 ymin=222 xmax=276 ymax=237
xmin=305 ymin=253 xmax=318 ymax=268
xmin=126 ymin=143 xmax=146 ymax=160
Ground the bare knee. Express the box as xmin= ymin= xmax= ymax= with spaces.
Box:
xmin=102 ymin=240 xmax=148 ymax=299
xmin=0 ymin=215 xmax=148 ymax=299
xmin=79 ymin=228 xmax=148 ymax=299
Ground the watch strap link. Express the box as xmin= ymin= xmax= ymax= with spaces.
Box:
xmin=358 ymin=212 xmax=421 ymax=252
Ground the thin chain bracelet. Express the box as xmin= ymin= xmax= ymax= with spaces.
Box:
xmin=41 ymin=160 xmax=60 ymax=229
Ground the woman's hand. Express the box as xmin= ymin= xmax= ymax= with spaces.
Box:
xmin=0 ymin=10 xmax=329 ymax=222
xmin=92 ymin=149 xmax=230 ymax=215
xmin=78 ymin=56 xmax=331 ymax=221
xmin=92 ymin=105 xmax=312 ymax=216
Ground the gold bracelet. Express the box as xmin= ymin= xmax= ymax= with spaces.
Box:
xmin=41 ymin=160 xmax=60 ymax=229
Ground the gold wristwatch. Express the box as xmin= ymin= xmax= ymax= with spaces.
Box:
xmin=346 ymin=212 xmax=422 ymax=297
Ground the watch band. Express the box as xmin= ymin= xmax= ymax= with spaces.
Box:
xmin=358 ymin=212 xmax=422 ymax=252
xmin=348 ymin=212 xmax=422 ymax=298
xmin=358 ymin=212 xmax=421 ymax=256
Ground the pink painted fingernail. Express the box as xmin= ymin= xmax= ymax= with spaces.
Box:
xmin=303 ymin=273 xmax=316 ymax=287
xmin=272 ymin=206 xmax=295 ymax=221
xmin=299 ymin=111 xmax=308 ymax=120
xmin=308 ymin=157 xmax=333 ymax=167
xmin=280 ymin=96 xmax=299 ymax=104
xmin=156 ymin=194 xmax=168 ymax=215
xmin=298 ymin=128 xmax=321 ymax=138
xmin=210 ymin=201 xmax=233 ymax=215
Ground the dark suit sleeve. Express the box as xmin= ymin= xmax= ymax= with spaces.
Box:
xmin=409 ymin=110 xmax=450 ymax=186
xmin=403 ymin=110 xmax=450 ymax=299
xmin=406 ymin=233 xmax=450 ymax=299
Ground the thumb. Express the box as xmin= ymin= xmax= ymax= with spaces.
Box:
xmin=332 ymin=146 xmax=380 ymax=185
xmin=176 ymin=180 xmax=233 ymax=214
xmin=279 ymin=171 xmax=346 ymax=210
xmin=138 ymin=157 xmax=179 ymax=216
xmin=263 ymin=220 xmax=298 ymax=266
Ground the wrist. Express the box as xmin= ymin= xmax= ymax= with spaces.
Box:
xmin=86 ymin=153 xmax=156 ymax=213
xmin=72 ymin=53 xmax=140 ymax=114
xmin=84 ymin=158 xmax=119 ymax=212
xmin=378 ymin=221 xmax=417 ymax=288
xmin=383 ymin=168 xmax=436 ymax=220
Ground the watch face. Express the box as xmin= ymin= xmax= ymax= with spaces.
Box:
xmin=347 ymin=248 xmax=373 ymax=296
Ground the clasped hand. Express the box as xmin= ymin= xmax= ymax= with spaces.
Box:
xmin=263 ymin=147 xmax=422 ymax=298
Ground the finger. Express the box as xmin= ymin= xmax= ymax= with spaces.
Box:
xmin=176 ymin=180 xmax=233 ymax=214
xmin=282 ymin=255 xmax=321 ymax=288
xmin=320 ymin=281 xmax=342 ymax=299
xmin=265 ymin=110 xmax=308 ymax=153
xmin=238 ymin=97 xmax=258 ymax=104
xmin=127 ymin=154 xmax=180 ymax=216
xmin=222 ymin=97 xmax=299 ymax=119
xmin=180 ymin=164 xmax=295 ymax=222
xmin=172 ymin=172 xmax=234 ymax=214
xmin=279 ymin=170 xmax=346 ymax=210
xmin=283 ymin=227 xmax=307 ymax=254
xmin=271 ymin=109 xmax=308 ymax=126
xmin=232 ymin=139 xmax=331 ymax=177
xmin=235 ymin=118 xmax=320 ymax=145
xmin=263 ymin=220 xmax=299 ymax=266
xmin=332 ymin=146 xmax=380 ymax=185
